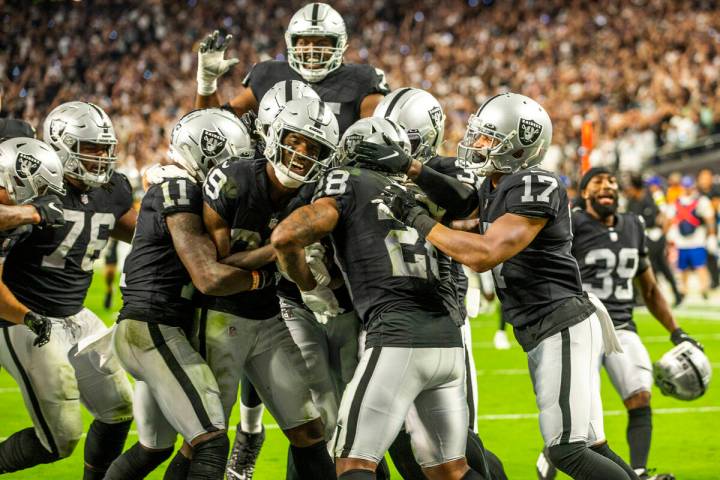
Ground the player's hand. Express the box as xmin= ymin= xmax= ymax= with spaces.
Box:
xmin=30 ymin=194 xmax=65 ymax=229
xmin=671 ymin=328 xmax=704 ymax=351
xmin=23 ymin=311 xmax=52 ymax=347
xmin=352 ymin=134 xmax=412 ymax=174
xmin=305 ymin=243 xmax=332 ymax=286
xmin=197 ymin=30 xmax=240 ymax=96
xmin=301 ymin=284 xmax=341 ymax=317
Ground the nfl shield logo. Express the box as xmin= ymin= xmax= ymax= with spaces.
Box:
xmin=429 ymin=106 xmax=444 ymax=128
xmin=49 ymin=119 xmax=67 ymax=142
xmin=15 ymin=152 xmax=41 ymax=178
xmin=518 ymin=118 xmax=543 ymax=146
xmin=200 ymin=130 xmax=227 ymax=157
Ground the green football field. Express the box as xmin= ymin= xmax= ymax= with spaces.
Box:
xmin=0 ymin=272 xmax=717 ymax=479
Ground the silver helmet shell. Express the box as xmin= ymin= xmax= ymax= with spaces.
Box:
xmin=256 ymin=80 xmax=320 ymax=139
xmin=335 ymin=117 xmax=411 ymax=167
xmin=285 ymin=3 xmax=347 ymax=83
xmin=373 ymin=87 xmax=445 ymax=163
xmin=653 ymin=342 xmax=712 ymax=401
xmin=170 ymin=108 xmax=254 ymax=181
xmin=264 ymin=97 xmax=339 ymax=188
xmin=457 ymin=93 xmax=552 ymax=176
xmin=43 ymin=101 xmax=118 ymax=188
xmin=0 ymin=137 xmax=65 ymax=204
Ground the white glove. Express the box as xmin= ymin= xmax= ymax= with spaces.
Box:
xmin=301 ymin=284 xmax=341 ymax=317
xmin=706 ymin=235 xmax=718 ymax=255
xmin=197 ymin=30 xmax=240 ymax=96
xmin=305 ymin=243 xmax=332 ymax=286
xmin=313 ymin=313 xmax=330 ymax=325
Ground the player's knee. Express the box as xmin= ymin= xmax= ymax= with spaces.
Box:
xmin=54 ymin=417 xmax=84 ymax=458
xmin=547 ymin=442 xmax=586 ymax=475
xmin=623 ymin=390 xmax=650 ymax=410
xmin=284 ymin=417 xmax=326 ymax=447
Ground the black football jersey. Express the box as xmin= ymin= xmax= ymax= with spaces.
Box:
xmin=3 ymin=173 xmax=133 ymax=317
xmin=243 ymin=61 xmax=390 ymax=134
xmin=478 ymin=168 xmax=594 ymax=351
xmin=572 ymin=210 xmax=649 ymax=332
xmin=315 ymin=166 xmax=462 ymax=349
xmin=119 ymin=176 xmax=204 ymax=327
xmin=0 ymin=225 xmax=32 ymax=327
xmin=201 ymin=158 xmax=284 ymax=320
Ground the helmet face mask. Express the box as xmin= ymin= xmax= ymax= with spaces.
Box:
xmin=653 ymin=342 xmax=712 ymax=401
xmin=170 ymin=108 xmax=254 ymax=181
xmin=335 ymin=117 xmax=411 ymax=168
xmin=264 ymin=98 xmax=339 ymax=188
xmin=0 ymin=137 xmax=65 ymax=204
xmin=285 ymin=3 xmax=347 ymax=83
xmin=44 ymin=101 xmax=118 ymax=189
xmin=457 ymin=93 xmax=552 ymax=176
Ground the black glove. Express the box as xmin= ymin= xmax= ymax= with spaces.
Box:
xmin=352 ymin=134 xmax=413 ymax=174
xmin=23 ymin=311 xmax=52 ymax=347
xmin=671 ymin=328 xmax=704 ymax=351
xmin=376 ymin=185 xmax=438 ymax=237
xmin=30 ymin=195 xmax=65 ymax=229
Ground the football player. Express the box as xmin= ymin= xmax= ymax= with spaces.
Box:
xmin=367 ymin=93 xmax=639 ymax=480
xmin=536 ymin=168 xmax=701 ymax=480
xmin=201 ymin=97 xmax=339 ymax=480
xmin=368 ymin=89 xmax=508 ymax=480
xmin=272 ymin=118 xmax=489 ymax=480
xmin=0 ymin=102 xmax=136 ymax=479
xmin=105 ymin=108 xmax=265 ymax=480
xmin=0 ymin=137 xmax=64 ymax=348
xmin=195 ymin=3 xmax=389 ymax=134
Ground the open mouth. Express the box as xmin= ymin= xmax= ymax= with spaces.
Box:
xmin=289 ymin=157 xmax=308 ymax=174
xmin=596 ymin=192 xmax=616 ymax=206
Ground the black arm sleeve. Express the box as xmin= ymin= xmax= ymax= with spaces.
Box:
xmin=414 ymin=165 xmax=479 ymax=218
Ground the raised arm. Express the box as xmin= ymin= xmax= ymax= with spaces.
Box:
xmin=271 ymin=197 xmax=340 ymax=291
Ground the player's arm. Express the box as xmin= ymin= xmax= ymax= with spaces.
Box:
xmin=110 ymin=208 xmax=137 ymax=243
xmin=0 ymin=194 xmax=66 ymax=230
xmin=0 ymin=262 xmax=51 ymax=346
xmin=167 ymin=211 xmax=261 ymax=295
xmin=425 ymin=212 xmax=547 ymax=272
xmin=359 ymin=93 xmax=384 ymax=118
xmin=194 ymin=30 xmax=240 ymax=109
xmin=221 ymin=244 xmax=276 ymax=270
xmin=0 ymin=204 xmax=40 ymax=230
xmin=225 ymin=87 xmax=259 ymax=117
xmin=271 ymin=197 xmax=339 ymax=291
xmin=635 ymin=266 xmax=678 ymax=333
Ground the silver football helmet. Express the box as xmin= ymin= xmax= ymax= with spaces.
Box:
xmin=457 ymin=93 xmax=552 ymax=176
xmin=373 ymin=87 xmax=445 ymax=163
xmin=256 ymin=80 xmax=320 ymax=138
xmin=264 ymin=98 xmax=339 ymax=188
xmin=0 ymin=137 xmax=65 ymax=204
xmin=653 ymin=342 xmax=712 ymax=401
xmin=43 ymin=101 xmax=118 ymax=188
xmin=335 ymin=117 xmax=411 ymax=167
xmin=285 ymin=3 xmax=348 ymax=83
xmin=170 ymin=108 xmax=254 ymax=181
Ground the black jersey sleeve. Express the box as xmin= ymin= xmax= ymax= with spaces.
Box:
xmin=0 ymin=226 xmax=30 ymax=263
xmin=111 ymin=172 xmax=134 ymax=214
xmin=158 ymin=177 xmax=204 ymax=218
xmin=241 ymin=61 xmax=291 ymax=104
xmin=313 ymin=167 xmax=356 ymax=219
xmin=365 ymin=66 xmax=390 ymax=96
xmin=503 ymin=171 xmax=562 ymax=219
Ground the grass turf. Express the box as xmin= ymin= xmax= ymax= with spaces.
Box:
xmin=0 ymin=271 xmax=717 ymax=479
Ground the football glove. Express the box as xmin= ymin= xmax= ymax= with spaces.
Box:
xmin=30 ymin=194 xmax=65 ymax=229
xmin=305 ymin=243 xmax=332 ymax=287
xmin=301 ymin=284 xmax=341 ymax=317
xmin=197 ymin=30 xmax=240 ymax=96
xmin=671 ymin=328 xmax=704 ymax=351
xmin=352 ymin=134 xmax=413 ymax=174
xmin=23 ymin=311 xmax=52 ymax=347
xmin=373 ymin=185 xmax=438 ymax=237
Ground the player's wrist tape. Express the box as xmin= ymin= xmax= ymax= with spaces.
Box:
xmin=197 ymin=78 xmax=218 ymax=96
xmin=411 ymin=213 xmax=438 ymax=238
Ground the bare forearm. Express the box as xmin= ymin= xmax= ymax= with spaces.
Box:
xmin=0 ymin=282 xmax=29 ymax=324
xmin=0 ymin=205 xmax=39 ymax=230
xmin=222 ymin=244 xmax=276 ymax=270
xmin=427 ymin=223 xmax=494 ymax=272
xmin=276 ymin=246 xmax=316 ymax=291
xmin=639 ymin=277 xmax=678 ymax=333
xmin=195 ymin=92 xmax=221 ymax=109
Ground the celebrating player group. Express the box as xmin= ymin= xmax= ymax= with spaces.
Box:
xmin=0 ymin=3 xmax=712 ymax=480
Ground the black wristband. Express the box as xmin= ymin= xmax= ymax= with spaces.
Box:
xmin=412 ymin=213 xmax=438 ymax=238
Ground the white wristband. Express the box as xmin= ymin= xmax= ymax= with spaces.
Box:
xmin=197 ymin=79 xmax=218 ymax=96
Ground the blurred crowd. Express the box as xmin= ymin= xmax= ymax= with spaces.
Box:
xmin=2 ymin=0 xmax=720 ymax=176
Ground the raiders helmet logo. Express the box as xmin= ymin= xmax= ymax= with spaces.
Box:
xmin=343 ymin=133 xmax=364 ymax=154
xmin=428 ymin=106 xmax=444 ymax=128
xmin=15 ymin=152 xmax=41 ymax=178
xmin=518 ymin=118 xmax=543 ymax=146
xmin=200 ymin=129 xmax=227 ymax=157
xmin=49 ymin=119 xmax=67 ymax=142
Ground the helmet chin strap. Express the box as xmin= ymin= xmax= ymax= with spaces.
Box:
xmin=272 ymin=163 xmax=303 ymax=188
